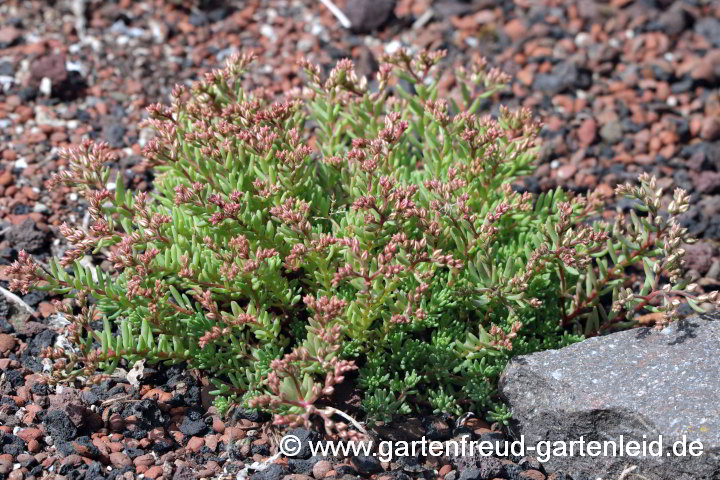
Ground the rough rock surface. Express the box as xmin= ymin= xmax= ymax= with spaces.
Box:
xmin=499 ymin=313 xmax=720 ymax=480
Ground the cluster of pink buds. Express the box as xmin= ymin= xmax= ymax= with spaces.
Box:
xmin=49 ymin=139 xmax=115 ymax=192
xmin=237 ymin=125 xmax=278 ymax=155
xmin=378 ymin=112 xmax=408 ymax=144
xmin=324 ymin=59 xmax=367 ymax=95
xmin=432 ymin=250 xmax=464 ymax=269
xmin=206 ymin=191 xmax=245 ymax=226
xmin=193 ymin=290 xmax=220 ymax=321
xmin=489 ymin=321 xmax=523 ymax=350
xmin=304 ymin=295 xmax=347 ymax=326
xmin=270 ymin=197 xmax=312 ymax=236
xmin=6 ymin=250 xmax=44 ymax=295
xmin=198 ymin=326 xmax=232 ymax=348
xmin=174 ymin=182 xmax=205 ymax=205
xmin=381 ymin=49 xmax=447 ymax=84
xmin=57 ymin=222 xmax=100 ymax=268
xmin=253 ymin=179 xmax=282 ymax=198
xmin=425 ymin=99 xmax=450 ymax=126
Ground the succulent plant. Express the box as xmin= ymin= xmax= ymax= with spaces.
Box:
xmin=7 ymin=50 xmax=717 ymax=436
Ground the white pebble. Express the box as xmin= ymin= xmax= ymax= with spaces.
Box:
xmin=385 ymin=40 xmax=402 ymax=55
xmin=33 ymin=203 xmax=49 ymax=213
xmin=260 ymin=24 xmax=276 ymax=42
xmin=39 ymin=77 xmax=52 ymax=96
xmin=575 ymin=33 xmax=592 ymax=47
xmin=310 ymin=23 xmax=325 ymax=36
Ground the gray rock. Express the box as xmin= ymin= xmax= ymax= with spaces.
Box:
xmin=44 ymin=409 xmax=78 ymax=441
xmin=103 ymin=123 xmax=127 ymax=148
xmin=657 ymin=4 xmax=693 ymax=37
xmin=599 ymin=122 xmax=623 ymax=144
xmin=457 ymin=468 xmax=482 ymax=480
xmin=499 ymin=314 xmax=720 ymax=480
xmin=682 ymin=242 xmax=715 ymax=275
xmin=344 ymin=0 xmax=395 ymax=33
xmin=350 ymin=455 xmax=383 ymax=475
xmin=6 ymin=219 xmax=49 ymax=253
xmin=285 ymin=428 xmax=322 ymax=459
xmin=178 ymin=417 xmax=207 ymax=436
xmin=694 ymin=171 xmax=720 ymax=195
xmin=532 ymin=61 xmax=591 ymax=95
xmin=695 ymin=18 xmax=720 ymax=48
xmin=251 ymin=463 xmax=287 ymax=480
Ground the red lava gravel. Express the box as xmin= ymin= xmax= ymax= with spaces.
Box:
xmin=1 ymin=0 xmax=720 ymax=479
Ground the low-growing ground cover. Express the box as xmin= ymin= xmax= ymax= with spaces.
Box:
xmin=7 ymin=51 xmax=717 ymax=440
xmin=2 ymin=2 xmax=720 ymax=479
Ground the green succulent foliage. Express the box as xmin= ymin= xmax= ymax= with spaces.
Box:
xmin=19 ymin=50 xmax=707 ymax=429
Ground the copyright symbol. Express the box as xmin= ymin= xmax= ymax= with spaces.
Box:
xmin=280 ymin=434 xmax=302 ymax=457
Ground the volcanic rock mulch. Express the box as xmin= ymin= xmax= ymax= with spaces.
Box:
xmin=1 ymin=0 xmax=719 ymax=479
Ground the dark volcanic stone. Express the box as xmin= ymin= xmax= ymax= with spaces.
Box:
xmin=6 ymin=219 xmax=48 ymax=253
xmin=72 ymin=436 xmax=101 ymax=459
xmin=2 ymin=434 xmax=25 ymax=456
xmin=251 ymin=463 xmax=287 ymax=480
xmin=423 ymin=416 xmax=452 ymax=440
xmin=251 ymin=443 xmax=270 ymax=456
xmin=351 ymin=455 xmax=383 ymax=474
xmin=499 ymin=314 xmax=720 ymax=479
xmin=288 ymin=457 xmax=316 ymax=475
xmin=0 ymin=61 xmax=13 ymax=76
xmin=477 ymin=457 xmax=505 ymax=480
xmin=82 ymin=390 xmax=100 ymax=405
xmin=21 ymin=290 xmax=47 ymax=307
xmin=334 ymin=464 xmax=358 ymax=475
xmin=29 ymin=328 xmax=56 ymax=356
xmin=5 ymin=369 xmax=24 ymax=388
xmin=151 ymin=438 xmax=174 ymax=454
xmin=178 ymin=417 xmax=207 ymax=436
xmin=695 ymin=18 xmax=720 ymax=47
xmin=125 ymin=446 xmax=145 ymax=458
xmin=189 ymin=11 xmax=209 ymax=26
xmin=172 ymin=464 xmax=195 ymax=480
xmin=344 ymin=0 xmax=396 ymax=33
xmin=55 ymin=440 xmax=76 ymax=456
xmin=103 ymin=123 xmax=126 ymax=148
xmin=657 ymin=4 xmax=693 ymax=36
xmin=502 ymin=463 xmax=525 ymax=480
xmin=231 ymin=407 xmax=270 ymax=423
xmin=107 ymin=466 xmax=134 ymax=480
xmin=17 ymin=86 xmax=38 ymax=102
xmin=84 ymin=461 xmax=106 ymax=480
xmin=532 ymin=61 xmax=591 ymax=95
xmin=45 ymin=409 xmax=78 ymax=441
xmin=121 ymin=399 xmax=165 ymax=429
xmin=446 ymin=434 xmax=478 ymax=471
xmin=208 ymin=8 xmax=230 ymax=22
xmin=285 ymin=428 xmax=321 ymax=459
xmin=433 ymin=0 xmax=474 ymax=18
xmin=457 ymin=468 xmax=483 ymax=480
xmin=31 ymin=383 xmax=49 ymax=395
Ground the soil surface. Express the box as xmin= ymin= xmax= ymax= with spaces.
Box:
xmin=1 ymin=0 xmax=719 ymax=479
